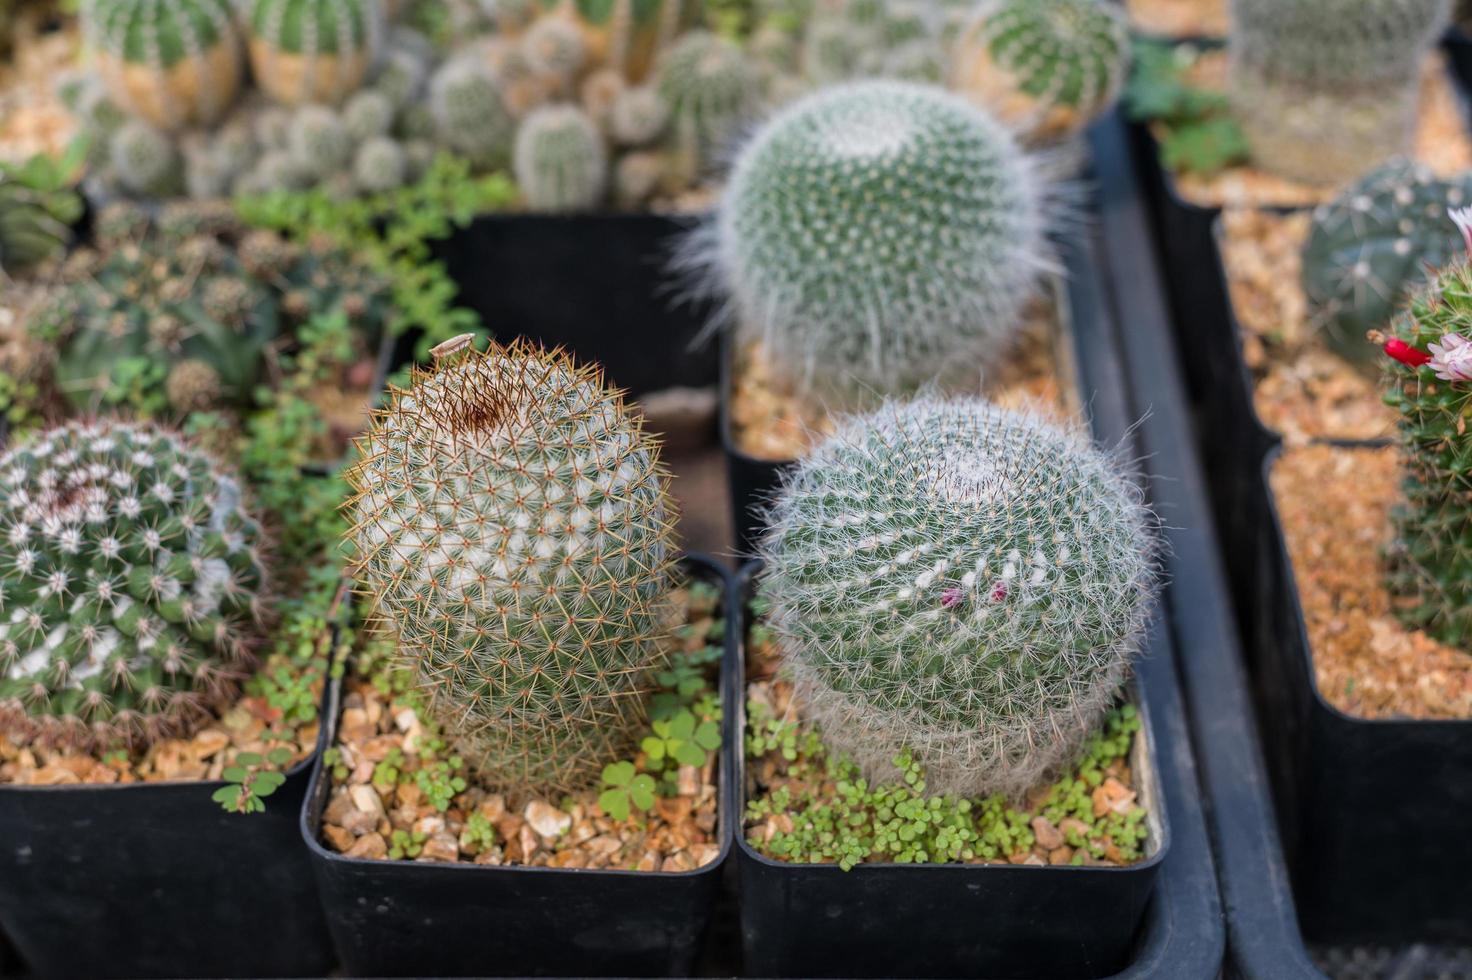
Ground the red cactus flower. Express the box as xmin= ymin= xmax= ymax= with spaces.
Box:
xmin=1384 ymin=337 xmax=1432 ymax=368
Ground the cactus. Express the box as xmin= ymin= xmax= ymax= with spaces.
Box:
xmin=760 ymin=396 xmax=1155 ymax=799
xmin=81 ymin=0 xmax=244 ymax=130
xmin=0 ymin=156 xmax=83 ymax=275
xmin=657 ymin=31 xmax=760 ymax=184
xmin=245 ymin=0 xmax=385 ymax=106
xmin=513 ymin=104 xmax=608 ymax=212
xmin=580 ymin=68 xmax=627 ymax=132
xmin=430 ymin=58 xmax=517 ymax=169
xmin=0 ymin=420 xmax=270 ymax=752
xmin=343 ymin=89 xmax=395 ymax=141
xmin=614 ymin=149 xmax=664 ymax=206
xmin=253 ymin=106 xmax=294 ymax=150
xmin=353 ymin=135 xmax=408 ymax=191
xmin=109 ymin=119 xmax=183 ymax=197
xmin=610 ymin=84 xmax=670 ymax=146
xmin=1227 ymin=0 xmax=1451 ymax=184
xmin=1302 ymin=160 xmax=1472 ymax=372
xmin=692 ymin=80 xmax=1047 ymax=403
xmin=521 ymin=16 xmax=589 ymax=88
xmin=1379 ymin=209 xmax=1472 ymax=646
xmin=287 ymin=105 xmax=354 ymax=179
xmin=373 ymin=46 xmax=428 ymax=109
xmin=344 ymin=335 xmax=678 ymax=793
xmin=950 ymin=0 xmax=1131 ymax=143
xmin=531 ymin=0 xmax=700 ymax=83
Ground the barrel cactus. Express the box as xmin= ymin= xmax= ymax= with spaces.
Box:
xmin=0 ymin=163 xmax=81 ymax=275
xmin=513 ymin=104 xmax=608 ymax=212
xmin=344 ymin=335 xmax=678 ymax=793
xmin=1228 ymin=0 xmax=1451 ymax=184
xmin=950 ymin=0 xmax=1130 ymax=143
xmin=692 ymin=80 xmax=1047 ymax=403
xmin=1302 ymin=160 xmax=1472 ymax=372
xmin=0 ymin=420 xmax=270 ymax=751
xmin=1379 ymin=208 xmax=1472 ymax=646
xmin=81 ymin=0 xmax=244 ymax=130
xmin=656 ymin=31 xmax=761 ymax=184
xmin=760 ymin=396 xmax=1156 ymax=799
xmin=245 ymin=0 xmax=385 ymax=106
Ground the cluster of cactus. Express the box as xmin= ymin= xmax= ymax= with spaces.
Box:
xmin=1227 ymin=0 xmax=1452 ymax=184
xmin=949 ymin=0 xmax=1131 ymax=144
xmin=0 ymin=420 xmax=270 ymax=752
xmin=1380 ymin=209 xmax=1472 ymax=646
xmin=345 ymin=335 xmax=679 ymax=793
xmin=759 ymin=396 xmax=1157 ymax=799
xmin=1302 ymin=160 xmax=1472 ymax=373
xmin=244 ymin=0 xmax=385 ymax=106
xmin=692 ymin=80 xmax=1047 ymax=404
xmin=21 ymin=201 xmax=390 ymax=420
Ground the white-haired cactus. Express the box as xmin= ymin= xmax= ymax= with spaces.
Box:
xmin=696 ymin=80 xmax=1047 ymax=403
xmin=245 ymin=0 xmax=385 ymax=106
xmin=521 ymin=16 xmax=589 ymax=89
xmin=1302 ymin=160 xmax=1472 ymax=371
xmin=1228 ymin=0 xmax=1451 ymax=184
xmin=81 ymin=0 xmax=244 ymax=130
xmin=514 ymin=104 xmax=608 ymax=212
xmin=951 ymin=0 xmax=1131 ymax=143
xmin=344 ymin=336 xmax=678 ymax=793
xmin=109 ymin=119 xmax=182 ymax=197
xmin=656 ymin=31 xmax=761 ymax=184
xmin=0 ymin=420 xmax=270 ymax=752
xmin=760 ymin=397 xmax=1156 ymax=799
xmin=430 ymin=58 xmax=517 ymax=169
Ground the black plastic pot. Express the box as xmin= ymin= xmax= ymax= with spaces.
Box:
xmin=303 ymin=553 xmax=735 ymax=978
xmin=0 ymin=709 xmax=333 ymax=978
xmin=435 ymin=211 xmax=718 ymax=399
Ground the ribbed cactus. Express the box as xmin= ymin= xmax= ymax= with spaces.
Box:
xmin=109 ymin=119 xmax=183 ymax=197
xmin=531 ymin=0 xmax=699 ymax=83
xmin=1380 ymin=210 xmax=1472 ymax=646
xmin=760 ymin=396 xmax=1156 ymax=799
xmin=344 ymin=335 xmax=678 ymax=793
xmin=245 ymin=0 xmax=385 ymax=106
xmin=0 ymin=163 xmax=80 ymax=274
xmin=429 ymin=58 xmax=517 ymax=170
xmin=950 ymin=0 xmax=1130 ymax=142
xmin=81 ymin=0 xmax=244 ymax=130
xmin=657 ymin=31 xmax=761 ymax=184
xmin=513 ymin=104 xmax=607 ymax=212
xmin=694 ymin=80 xmax=1047 ymax=403
xmin=0 ymin=420 xmax=270 ymax=752
xmin=1228 ymin=0 xmax=1451 ymax=184
xmin=1302 ymin=161 xmax=1472 ymax=372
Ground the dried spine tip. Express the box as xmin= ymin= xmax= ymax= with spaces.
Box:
xmin=760 ymin=397 xmax=1157 ymax=799
xmin=345 ymin=338 xmax=679 ymax=793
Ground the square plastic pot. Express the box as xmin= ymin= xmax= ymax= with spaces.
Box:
xmin=302 ymin=554 xmax=736 ymax=978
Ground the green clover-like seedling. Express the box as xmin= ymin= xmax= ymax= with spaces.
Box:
xmin=598 ymin=761 xmax=656 ymax=822
xmin=643 ymin=710 xmax=721 ymax=772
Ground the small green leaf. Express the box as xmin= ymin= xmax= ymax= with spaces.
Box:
xmin=599 ymin=788 xmax=631 ymax=821
xmin=602 ymin=761 xmax=635 ymax=787
xmin=628 ymin=774 xmax=657 ymax=811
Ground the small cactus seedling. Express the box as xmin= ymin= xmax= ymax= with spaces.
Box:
xmin=245 ymin=0 xmax=385 ymax=106
xmin=692 ymin=80 xmax=1048 ymax=404
xmin=760 ymin=396 xmax=1156 ymax=799
xmin=1227 ymin=0 xmax=1451 ymax=184
xmin=0 ymin=420 xmax=270 ymax=751
xmin=951 ymin=0 xmax=1131 ymax=143
xmin=656 ymin=31 xmax=761 ymax=185
xmin=1302 ymin=160 xmax=1472 ymax=372
xmin=513 ymin=104 xmax=608 ymax=212
xmin=81 ymin=0 xmax=244 ymax=130
xmin=345 ymin=335 xmax=679 ymax=793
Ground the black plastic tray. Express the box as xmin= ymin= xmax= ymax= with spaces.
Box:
xmin=0 ymin=700 xmax=333 ymax=978
xmin=434 ymin=211 xmax=718 ymax=399
xmin=302 ymin=554 xmax=736 ymax=978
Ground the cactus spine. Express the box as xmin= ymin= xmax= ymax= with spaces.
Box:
xmin=513 ymin=104 xmax=608 ymax=212
xmin=1227 ymin=0 xmax=1451 ymax=184
xmin=81 ymin=0 xmax=244 ymax=130
xmin=760 ymin=396 xmax=1156 ymax=799
xmin=697 ymin=80 xmax=1047 ymax=403
xmin=245 ymin=0 xmax=385 ymax=106
xmin=0 ymin=420 xmax=270 ymax=752
xmin=345 ymin=336 xmax=678 ymax=793
xmin=951 ymin=0 xmax=1131 ymax=143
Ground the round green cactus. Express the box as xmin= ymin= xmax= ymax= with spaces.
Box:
xmin=656 ymin=31 xmax=761 ymax=184
xmin=345 ymin=336 xmax=679 ymax=793
xmin=245 ymin=0 xmax=385 ymax=106
xmin=429 ymin=58 xmax=517 ymax=170
xmin=1302 ymin=160 xmax=1472 ymax=372
xmin=694 ymin=80 xmax=1047 ymax=403
xmin=760 ymin=396 xmax=1156 ymax=798
xmin=951 ymin=0 xmax=1130 ymax=142
xmin=514 ymin=104 xmax=608 ymax=212
xmin=521 ymin=15 xmax=589 ymax=85
xmin=81 ymin=0 xmax=244 ymax=130
xmin=0 ymin=420 xmax=270 ymax=751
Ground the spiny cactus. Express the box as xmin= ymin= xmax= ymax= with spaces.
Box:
xmin=344 ymin=335 xmax=679 ymax=793
xmin=532 ymin=0 xmax=700 ymax=83
xmin=1227 ymin=0 xmax=1451 ymax=184
xmin=109 ymin=118 xmax=183 ymax=197
xmin=287 ymin=105 xmax=354 ymax=179
xmin=245 ymin=0 xmax=385 ymax=106
xmin=657 ymin=31 xmax=761 ymax=184
xmin=1302 ymin=160 xmax=1472 ymax=372
xmin=353 ymin=135 xmax=408 ymax=192
xmin=0 ymin=420 xmax=270 ymax=752
xmin=610 ymin=84 xmax=670 ymax=146
xmin=1379 ymin=209 xmax=1472 ymax=646
xmin=81 ymin=0 xmax=244 ymax=130
xmin=0 ymin=157 xmax=82 ymax=275
xmin=343 ymin=89 xmax=395 ymax=141
xmin=760 ymin=396 xmax=1156 ymax=799
xmin=950 ymin=0 xmax=1131 ymax=143
xmin=521 ymin=15 xmax=589 ymax=88
xmin=430 ymin=58 xmax=517 ymax=169
xmin=514 ymin=104 xmax=608 ymax=212
xmin=692 ymin=80 xmax=1047 ymax=403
